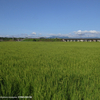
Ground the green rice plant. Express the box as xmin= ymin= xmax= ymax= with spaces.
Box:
xmin=0 ymin=42 xmax=100 ymax=100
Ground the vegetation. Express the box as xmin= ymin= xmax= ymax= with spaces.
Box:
xmin=0 ymin=37 xmax=24 ymax=41
xmin=0 ymin=37 xmax=62 ymax=42
xmin=23 ymin=38 xmax=62 ymax=42
xmin=0 ymin=42 xmax=100 ymax=100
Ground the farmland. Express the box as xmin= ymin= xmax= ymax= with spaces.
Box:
xmin=0 ymin=42 xmax=100 ymax=100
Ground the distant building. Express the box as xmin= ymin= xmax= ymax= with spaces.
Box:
xmin=63 ymin=38 xmax=100 ymax=42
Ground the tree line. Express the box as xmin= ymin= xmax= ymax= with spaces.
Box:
xmin=0 ymin=37 xmax=62 ymax=42
xmin=0 ymin=37 xmax=24 ymax=41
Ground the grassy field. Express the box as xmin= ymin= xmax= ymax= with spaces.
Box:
xmin=0 ymin=42 xmax=100 ymax=100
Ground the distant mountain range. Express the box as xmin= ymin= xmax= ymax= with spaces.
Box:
xmin=46 ymin=36 xmax=69 ymax=39
xmin=46 ymin=36 xmax=100 ymax=39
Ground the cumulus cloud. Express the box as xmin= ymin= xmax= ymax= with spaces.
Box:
xmin=74 ymin=30 xmax=100 ymax=34
xmin=32 ymin=32 xmax=36 ymax=35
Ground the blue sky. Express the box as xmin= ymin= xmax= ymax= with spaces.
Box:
xmin=0 ymin=0 xmax=100 ymax=38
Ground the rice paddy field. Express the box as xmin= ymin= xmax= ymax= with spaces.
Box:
xmin=0 ymin=42 xmax=100 ymax=100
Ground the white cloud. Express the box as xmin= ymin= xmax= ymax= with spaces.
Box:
xmin=48 ymin=31 xmax=100 ymax=38
xmin=39 ymin=33 xmax=42 ymax=35
xmin=32 ymin=32 xmax=36 ymax=35
xmin=1 ymin=30 xmax=100 ymax=38
xmin=74 ymin=30 xmax=100 ymax=34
